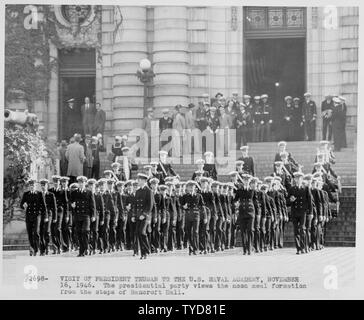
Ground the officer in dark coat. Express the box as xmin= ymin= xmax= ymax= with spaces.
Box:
xmin=292 ymin=97 xmax=304 ymax=141
xmin=115 ymin=181 xmax=127 ymax=251
xmin=70 ymin=176 xmax=96 ymax=257
xmin=39 ymin=179 xmax=57 ymax=256
xmin=234 ymin=174 xmax=258 ymax=255
xmin=191 ymin=159 xmax=209 ymax=181
xmin=157 ymin=150 xmax=177 ymax=184
xmin=50 ymin=175 xmax=69 ymax=254
xmin=94 ymin=179 xmax=105 ymax=254
xmin=149 ymin=177 xmax=161 ymax=253
xmin=237 ymin=145 xmax=255 ymax=176
xmin=135 ymin=173 xmax=154 ymax=259
xmin=20 ymin=179 xmax=46 ymax=256
xmin=203 ymin=151 xmax=218 ymax=180
xmin=288 ymin=172 xmax=313 ymax=254
xmin=260 ymin=94 xmax=273 ymax=141
xmin=332 ymin=96 xmax=347 ymax=151
xmin=321 ymin=94 xmax=334 ymax=141
xmin=281 ymin=96 xmax=295 ymax=141
xmin=180 ymin=180 xmax=205 ymax=255
xmin=302 ymin=92 xmax=317 ymax=141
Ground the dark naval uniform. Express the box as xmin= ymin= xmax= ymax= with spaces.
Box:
xmin=302 ymin=100 xmax=317 ymax=141
xmin=135 ymin=185 xmax=153 ymax=258
xmin=234 ymin=187 xmax=258 ymax=255
xmin=157 ymin=162 xmax=177 ymax=185
xmin=70 ymin=188 xmax=95 ymax=256
xmin=288 ymin=185 xmax=313 ymax=253
xmin=101 ymin=190 xmax=116 ymax=252
xmin=115 ymin=192 xmax=127 ymax=251
xmin=237 ymin=156 xmax=255 ymax=176
xmin=93 ymin=192 xmax=104 ymax=253
xmin=52 ymin=188 xmax=69 ymax=253
xmin=203 ymin=163 xmax=218 ymax=180
xmin=20 ymin=190 xmax=46 ymax=255
xmin=321 ymin=99 xmax=334 ymax=140
xmin=40 ymin=191 xmax=57 ymax=255
xmin=180 ymin=192 xmax=204 ymax=254
xmin=151 ymin=191 xmax=162 ymax=252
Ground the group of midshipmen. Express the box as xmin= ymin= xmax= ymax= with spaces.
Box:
xmin=21 ymin=140 xmax=340 ymax=258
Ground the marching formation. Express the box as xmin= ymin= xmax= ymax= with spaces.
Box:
xmin=21 ymin=141 xmax=340 ymax=258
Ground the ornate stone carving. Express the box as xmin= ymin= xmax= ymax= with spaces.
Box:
xmin=268 ymin=8 xmax=284 ymax=28
xmin=246 ymin=8 xmax=266 ymax=29
xmin=287 ymin=8 xmax=304 ymax=28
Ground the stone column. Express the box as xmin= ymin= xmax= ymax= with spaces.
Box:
xmin=153 ymin=6 xmax=189 ymax=116
xmin=111 ymin=6 xmax=148 ymax=134
xmin=306 ymin=7 xmax=341 ymax=141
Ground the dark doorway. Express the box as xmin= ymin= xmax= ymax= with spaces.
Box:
xmin=244 ymin=38 xmax=305 ymax=124
xmin=60 ymin=77 xmax=95 ymax=141
xmin=58 ymin=48 xmax=96 ymax=141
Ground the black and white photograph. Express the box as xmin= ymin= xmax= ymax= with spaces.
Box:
xmin=0 ymin=0 xmax=363 ymax=302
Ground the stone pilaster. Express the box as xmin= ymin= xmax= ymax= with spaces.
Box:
xmin=153 ymin=6 xmax=189 ymax=116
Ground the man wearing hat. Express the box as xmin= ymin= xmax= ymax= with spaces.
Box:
xmin=238 ymin=146 xmax=255 ymax=176
xmin=135 ymin=173 xmax=153 ymax=259
xmin=115 ymin=181 xmax=127 ymax=252
xmin=281 ymin=96 xmax=295 ymax=141
xmin=260 ymin=94 xmax=273 ymax=141
xmin=81 ymin=96 xmax=96 ymax=136
xmin=92 ymin=179 xmax=105 ymax=254
xmin=321 ymin=94 xmax=334 ymax=141
xmin=159 ymin=108 xmax=173 ymax=148
xmin=150 ymin=161 xmax=163 ymax=184
xmin=331 ymin=96 xmax=347 ymax=151
xmin=203 ymin=151 xmax=218 ymax=180
xmin=142 ymin=107 xmax=155 ymax=158
xmin=191 ymin=159 xmax=208 ymax=181
xmin=58 ymin=176 xmax=72 ymax=252
xmin=123 ymin=180 xmax=135 ymax=251
xmin=302 ymin=92 xmax=317 ymax=141
xmin=292 ymin=97 xmax=303 ymax=141
xmin=111 ymin=135 xmax=125 ymax=162
xmin=20 ymin=179 xmax=46 ymax=256
xmin=70 ymin=176 xmax=96 ymax=257
xmin=90 ymin=134 xmax=105 ymax=180
xmin=157 ymin=150 xmax=177 ymax=184
xmin=235 ymin=103 xmax=252 ymax=148
xmin=49 ymin=175 xmax=68 ymax=254
xmin=165 ymin=179 xmax=178 ymax=252
xmin=252 ymin=96 xmax=262 ymax=142
xmin=206 ymin=105 xmax=220 ymax=134
xmin=274 ymin=141 xmax=299 ymax=172
xmin=288 ymin=172 xmax=313 ymax=254
xmin=180 ymin=180 xmax=205 ymax=255
xmin=38 ymin=179 xmax=57 ymax=255
xmin=235 ymin=174 xmax=257 ymax=255
xmin=231 ymin=91 xmax=240 ymax=111
xmin=185 ymin=103 xmax=196 ymax=130
xmin=149 ymin=177 xmax=161 ymax=253
xmin=65 ymin=134 xmax=86 ymax=185
xmin=195 ymin=101 xmax=208 ymax=132
xmin=111 ymin=162 xmax=122 ymax=181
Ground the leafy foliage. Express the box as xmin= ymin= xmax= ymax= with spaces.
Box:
xmin=3 ymin=123 xmax=56 ymax=225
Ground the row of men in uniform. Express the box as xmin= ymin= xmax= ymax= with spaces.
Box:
xmin=20 ymin=141 xmax=337 ymax=257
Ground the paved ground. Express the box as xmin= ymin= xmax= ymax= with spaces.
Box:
xmin=1 ymin=247 xmax=358 ymax=299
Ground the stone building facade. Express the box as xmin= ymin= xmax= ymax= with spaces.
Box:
xmin=8 ymin=5 xmax=358 ymax=146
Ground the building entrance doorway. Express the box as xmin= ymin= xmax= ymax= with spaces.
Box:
xmin=244 ymin=37 xmax=306 ymax=126
xmin=58 ymin=48 xmax=96 ymax=141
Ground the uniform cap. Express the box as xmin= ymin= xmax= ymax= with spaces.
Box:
xmin=293 ymin=172 xmax=304 ymax=178
xmin=264 ymin=176 xmax=274 ymax=182
xmin=274 ymin=176 xmax=282 ymax=182
xmin=111 ymin=162 xmax=120 ymax=168
xmin=124 ymin=180 xmax=133 ymax=186
xmin=143 ymin=165 xmax=152 ymax=170
xmin=39 ymin=178 xmax=49 ymax=184
xmin=66 ymin=98 xmax=75 ymax=103
xmin=104 ymin=170 xmax=113 ymax=175
xmin=137 ymin=173 xmax=149 ymax=180
xmin=69 ymin=183 xmax=79 ymax=189
xmin=52 ymin=175 xmax=61 ymax=181
xmin=333 ymin=97 xmax=341 ymax=103
xmin=260 ymin=184 xmax=269 ymax=190
xmin=254 ymin=96 xmax=261 ymax=100
xmin=147 ymin=107 xmax=154 ymax=112
xmin=228 ymin=171 xmax=238 ymax=176
xmin=243 ymin=95 xmax=251 ymax=99
xmin=274 ymin=161 xmax=284 ymax=166
xmin=159 ymin=150 xmax=168 ymax=156
xmin=314 ymin=162 xmax=323 ymax=167
xmin=204 ymin=151 xmax=214 ymax=157
xmin=60 ymin=176 xmax=69 ymax=182
xmin=303 ymin=174 xmax=313 ymax=180
xmin=194 ymin=170 xmax=204 ymax=176
xmin=97 ymin=178 xmax=106 ymax=185
xmin=121 ymin=147 xmax=130 ymax=152
xmin=232 ymin=91 xmax=239 ymax=95
xmin=76 ymin=176 xmax=88 ymax=182
xmin=277 ymin=141 xmax=287 ymax=147
xmin=211 ymin=181 xmax=220 ymax=186
xmin=210 ymin=106 xmax=217 ymax=112
xmin=293 ymin=97 xmax=300 ymax=102
xmin=132 ymin=180 xmax=139 ymax=186
xmin=312 ymin=172 xmax=323 ymax=179
xmin=150 ymin=161 xmax=158 ymax=166
xmin=149 ymin=177 xmax=159 ymax=185
xmin=186 ymin=180 xmax=198 ymax=186
xmin=87 ymin=179 xmax=97 ymax=185
xmin=226 ymin=182 xmax=236 ymax=190
xmin=241 ymin=174 xmax=252 ymax=180
xmin=235 ymin=160 xmax=244 ymax=166
xmin=162 ymin=108 xmax=169 ymax=114
xmin=202 ymin=93 xmax=209 ymax=98
xmin=195 ymin=158 xmax=205 ymax=165
xmin=240 ymin=145 xmax=249 ymax=151
xmin=319 ymin=140 xmax=330 ymax=145
xmin=115 ymin=181 xmax=125 ymax=187
xmin=284 ymin=96 xmax=292 ymax=101
xmin=115 ymin=135 xmax=122 ymax=141
xmin=250 ymin=177 xmax=259 ymax=182
xmin=304 ymin=92 xmax=312 ymax=97
xmin=261 ymin=94 xmax=268 ymax=99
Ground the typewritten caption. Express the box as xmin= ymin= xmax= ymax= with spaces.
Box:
xmin=59 ymin=275 xmax=308 ymax=296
